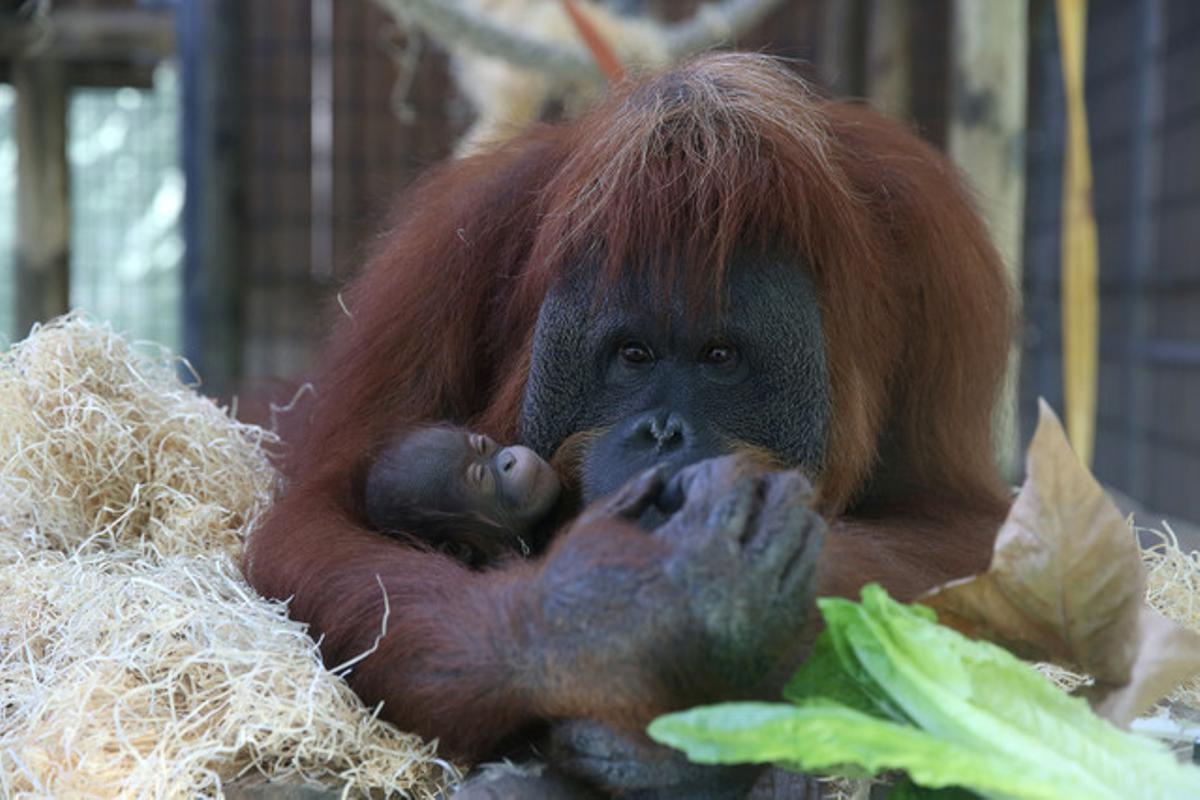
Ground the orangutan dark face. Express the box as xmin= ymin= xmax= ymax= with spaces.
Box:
xmin=520 ymin=256 xmax=830 ymax=504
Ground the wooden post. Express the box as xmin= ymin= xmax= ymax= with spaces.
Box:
xmin=180 ymin=0 xmax=244 ymax=398
xmin=1055 ymin=0 xmax=1098 ymax=469
xmin=946 ymin=0 xmax=1028 ymax=480
xmin=865 ymin=0 xmax=912 ymax=119
xmin=3 ymin=7 xmax=176 ymax=341
xmin=13 ymin=57 xmax=70 ymax=337
xmin=819 ymin=0 xmax=867 ymax=97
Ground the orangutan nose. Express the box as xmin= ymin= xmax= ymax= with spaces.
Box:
xmin=630 ymin=411 xmax=688 ymax=452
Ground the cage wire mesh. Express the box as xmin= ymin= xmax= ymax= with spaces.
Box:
xmin=68 ymin=63 xmax=184 ymax=352
xmin=0 ymin=0 xmax=1195 ymax=524
xmin=1021 ymin=0 xmax=1200 ymax=524
xmin=237 ymin=0 xmax=462 ymax=382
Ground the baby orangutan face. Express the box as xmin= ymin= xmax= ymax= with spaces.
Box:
xmin=365 ymin=425 xmax=562 ymax=544
xmin=454 ymin=429 xmax=562 ymax=533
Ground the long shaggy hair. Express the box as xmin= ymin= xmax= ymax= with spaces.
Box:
xmin=247 ymin=53 xmax=1014 ymax=762
xmin=298 ymin=53 xmax=1011 ymax=520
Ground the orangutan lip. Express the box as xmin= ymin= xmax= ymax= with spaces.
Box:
xmin=525 ymin=464 xmax=559 ymax=509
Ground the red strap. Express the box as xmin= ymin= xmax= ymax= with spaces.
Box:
xmin=562 ymin=0 xmax=625 ymax=82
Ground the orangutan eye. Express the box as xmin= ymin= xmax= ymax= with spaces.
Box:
xmin=701 ymin=343 xmax=737 ymax=367
xmin=619 ymin=342 xmax=654 ymax=365
xmin=467 ymin=462 xmax=488 ymax=489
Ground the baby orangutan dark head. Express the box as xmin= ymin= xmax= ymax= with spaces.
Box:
xmin=364 ymin=424 xmax=562 ymax=566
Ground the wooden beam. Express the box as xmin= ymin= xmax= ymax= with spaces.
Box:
xmin=1056 ymin=0 xmax=1098 ymax=469
xmin=0 ymin=8 xmax=174 ymax=63
xmin=865 ymin=0 xmax=913 ymax=119
xmin=819 ymin=0 xmax=867 ymax=97
xmin=947 ymin=0 xmax=1029 ymax=479
xmin=66 ymin=61 xmax=157 ymax=89
xmin=14 ymin=56 xmax=69 ymax=337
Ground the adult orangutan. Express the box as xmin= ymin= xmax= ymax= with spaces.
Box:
xmin=244 ymin=54 xmax=1012 ymax=796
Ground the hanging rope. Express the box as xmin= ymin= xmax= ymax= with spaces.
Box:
xmin=1056 ymin=0 xmax=1099 ymax=466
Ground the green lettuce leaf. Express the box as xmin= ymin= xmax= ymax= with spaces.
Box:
xmin=784 ymin=614 xmax=902 ymax=721
xmin=886 ymin=778 xmax=979 ymax=799
xmin=648 ymin=585 xmax=1200 ymax=800
xmin=649 ymin=699 xmax=1036 ymax=795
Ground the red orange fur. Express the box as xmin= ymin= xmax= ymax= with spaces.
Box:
xmin=245 ymin=54 xmax=1012 ymax=759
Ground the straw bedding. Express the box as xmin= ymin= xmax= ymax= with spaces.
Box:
xmin=0 ymin=314 xmax=456 ymax=798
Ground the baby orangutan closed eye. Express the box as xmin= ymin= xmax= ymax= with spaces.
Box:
xmin=364 ymin=423 xmax=563 ymax=567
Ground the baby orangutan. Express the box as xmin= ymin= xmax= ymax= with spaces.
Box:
xmin=364 ymin=424 xmax=563 ymax=567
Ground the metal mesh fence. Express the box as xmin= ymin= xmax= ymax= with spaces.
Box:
xmin=68 ymin=63 xmax=184 ymax=351
xmin=0 ymin=64 xmax=181 ymax=348
xmin=229 ymin=1 xmax=821 ymax=386
xmin=235 ymin=0 xmax=461 ymax=383
xmin=3 ymin=1 xmax=1193 ymax=519
xmin=3 ymin=1 xmax=821 ymax=384
xmin=1021 ymin=0 xmax=1200 ymax=521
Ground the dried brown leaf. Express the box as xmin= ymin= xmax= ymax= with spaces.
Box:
xmin=922 ymin=400 xmax=1200 ymax=724
xmin=1089 ymin=607 xmax=1200 ymax=725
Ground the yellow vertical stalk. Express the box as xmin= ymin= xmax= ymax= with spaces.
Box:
xmin=1056 ymin=0 xmax=1098 ymax=466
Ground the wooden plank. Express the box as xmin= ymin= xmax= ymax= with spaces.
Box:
xmin=14 ymin=57 xmax=70 ymax=337
xmin=66 ymin=61 xmax=156 ymax=88
xmin=819 ymin=0 xmax=867 ymax=96
xmin=947 ymin=0 xmax=1029 ymax=479
xmin=907 ymin=0 xmax=951 ymax=148
xmin=865 ymin=0 xmax=913 ymax=119
xmin=1055 ymin=0 xmax=1098 ymax=469
xmin=0 ymin=8 xmax=174 ymax=63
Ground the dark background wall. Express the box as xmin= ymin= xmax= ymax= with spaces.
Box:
xmin=1021 ymin=0 xmax=1200 ymax=522
xmin=227 ymin=0 xmax=825 ymax=384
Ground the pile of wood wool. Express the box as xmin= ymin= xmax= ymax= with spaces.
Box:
xmin=0 ymin=314 xmax=455 ymax=798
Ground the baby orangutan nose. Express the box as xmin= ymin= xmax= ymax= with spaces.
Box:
xmin=495 ymin=445 xmax=561 ymax=524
